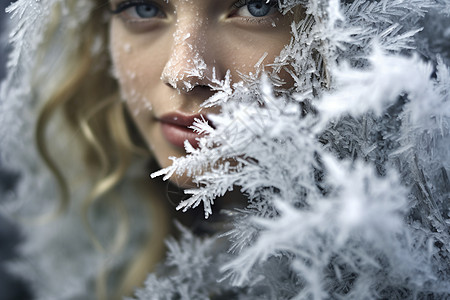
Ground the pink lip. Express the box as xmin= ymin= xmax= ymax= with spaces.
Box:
xmin=159 ymin=112 xmax=209 ymax=148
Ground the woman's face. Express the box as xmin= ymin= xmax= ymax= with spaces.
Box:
xmin=109 ymin=0 xmax=295 ymax=186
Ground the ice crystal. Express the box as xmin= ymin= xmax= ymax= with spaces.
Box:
xmin=129 ymin=223 xmax=239 ymax=300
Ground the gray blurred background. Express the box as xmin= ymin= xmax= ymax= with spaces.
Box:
xmin=1 ymin=0 xmax=32 ymax=299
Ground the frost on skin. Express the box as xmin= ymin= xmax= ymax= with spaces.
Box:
xmin=161 ymin=3 xmax=209 ymax=92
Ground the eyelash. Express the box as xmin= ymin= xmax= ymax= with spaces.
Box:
xmin=110 ymin=0 xmax=159 ymax=15
xmin=110 ymin=0 xmax=280 ymax=20
xmin=232 ymin=0 xmax=279 ymax=10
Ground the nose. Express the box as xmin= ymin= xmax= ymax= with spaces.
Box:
xmin=161 ymin=18 xmax=223 ymax=93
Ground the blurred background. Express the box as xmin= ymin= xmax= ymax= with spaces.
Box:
xmin=0 ymin=0 xmax=32 ymax=299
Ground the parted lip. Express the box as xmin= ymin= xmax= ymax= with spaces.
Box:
xmin=158 ymin=112 xmax=213 ymax=148
xmin=159 ymin=112 xmax=207 ymax=128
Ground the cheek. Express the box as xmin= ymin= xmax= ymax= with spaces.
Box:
xmin=218 ymin=27 xmax=292 ymax=85
xmin=110 ymin=40 xmax=156 ymax=116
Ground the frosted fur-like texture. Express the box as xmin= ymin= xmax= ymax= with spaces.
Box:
xmin=0 ymin=0 xmax=449 ymax=300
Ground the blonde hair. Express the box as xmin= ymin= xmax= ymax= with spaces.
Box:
xmin=33 ymin=0 xmax=170 ymax=298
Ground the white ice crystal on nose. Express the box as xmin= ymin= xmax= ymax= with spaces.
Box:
xmin=161 ymin=18 xmax=209 ymax=92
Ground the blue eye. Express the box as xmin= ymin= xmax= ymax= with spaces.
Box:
xmin=233 ymin=0 xmax=279 ymax=18
xmin=248 ymin=1 xmax=274 ymax=17
xmin=134 ymin=4 xmax=159 ymax=18
xmin=111 ymin=1 xmax=163 ymax=20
